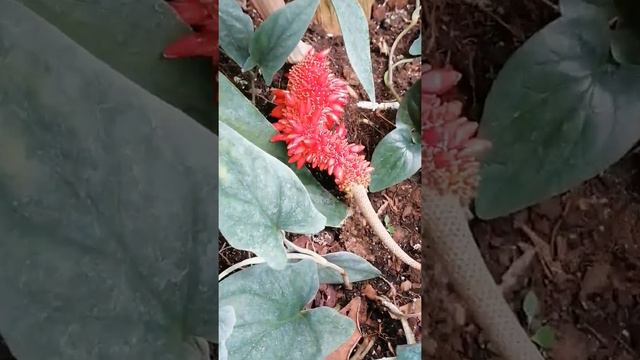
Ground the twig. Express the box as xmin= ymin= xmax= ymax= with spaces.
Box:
xmin=356 ymin=101 xmax=400 ymax=111
xmin=349 ymin=335 xmax=376 ymax=360
xmin=550 ymin=199 xmax=571 ymax=259
xmin=539 ymin=0 xmax=560 ymax=12
xmin=462 ymin=0 xmax=522 ymax=40
xmin=386 ymin=2 xmax=421 ymax=101
xmin=376 ymin=296 xmax=416 ymax=344
xmin=499 ymin=244 xmax=536 ymax=295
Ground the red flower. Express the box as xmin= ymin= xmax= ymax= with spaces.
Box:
xmin=422 ymin=64 xmax=491 ymax=205
xmin=270 ymin=49 xmax=373 ymax=192
xmin=163 ymin=0 xmax=217 ymax=62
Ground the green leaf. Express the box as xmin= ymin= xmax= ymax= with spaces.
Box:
xmin=523 ymin=290 xmax=540 ymax=326
xmin=369 ymin=127 xmax=421 ymax=192
xmin=15 ymin=0 xmax=214 ymax=129
xmin=397 ymin=344 xmax=421 ymax=360
xmin=476 ymin=16 xmax=640 ymax=219
xmin=219 ymin=260 xmax=355 ymax=360
xmin=331 ymin=0 xmax=376 ymax=101
xmin=219 ymin=306 xmax=236 ymax=360
xmin=560 ymin=0 xmax=617 ymax=18
xmin=409 ymin=33 xmax=421 ymax=56
xmin=531 ymin=325 xmax=556 ymax=349
xmin=219 ymin=122 xmax=326 ymax=269
xmin=248 ymin=0 xmax=320 ymax=84
xmin=219 ymin=74 xmax=348 ymax=227
xmin=611 ymin=24 xmax=640 ymax=65
xmin=396 ymin=80 xmax=421 ymax=130
xmin=0 ymin=2 xmax=217 ymax=358
xmin=369 ymin=80 xmax=421 ymax=192
xmin=317 ymin=252 xmax=381 ymax=284
xmin=219 ymin=0 xmax=254 ymax=68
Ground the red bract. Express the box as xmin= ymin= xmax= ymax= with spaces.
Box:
xmin=164 ymin=0 xmax=218 ymax=64
xmin=270 ymin=49 xmax=373 ymax=192
xmin=422 ymin=64 xmax=491 ymax=206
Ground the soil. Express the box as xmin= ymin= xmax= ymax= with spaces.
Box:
xmin=423 ymin=0 xmax=640 ymax=359
xmin=219 ymin=1 xmax=421 ymax=359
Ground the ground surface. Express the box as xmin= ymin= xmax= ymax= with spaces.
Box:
xmin=219 ymin=1 xmax=421 ymax=359
xmin=423 ymin=0 xmax=640 ymax=359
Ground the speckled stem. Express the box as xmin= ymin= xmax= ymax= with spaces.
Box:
xmin=422 ymin=189 xmax=544 ymax=360
xmin=351 ymin=184 xmax=421 ymax=270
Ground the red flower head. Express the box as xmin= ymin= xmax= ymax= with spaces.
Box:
xmin=163 ymin=0 xmax=217 ymax=62
xmin=422 ymin=64 xmax=491 ymax=206
xmin=270 ymin=49 xmax=373 ymax=192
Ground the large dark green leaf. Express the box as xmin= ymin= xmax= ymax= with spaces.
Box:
xmin=219 ymin=260 xmax=355 ymax=360
xmin=397 ymin=344 xmax=421 ymax=360
xmin=219 ymin=122 xmax=326 ymax=269
xmin=218 ymin=306 xmax=236 ymax=360
xmin=219 ymin=74 xmax=348 ymax=227
xmin=16 ymin=0 xmax=214 ymax=128
xmin=369 ymin=80 xmax=421 ymax=192
xmin=560 ymin=0 xmax=617 ymax=18
xmin=369 ymin=127 xmax=421 ymax=192
xmin=0 ymin=2 xmax=217 ymax=359
xmin=247 ymin=0 xmax=320 ymax=84
xmin=219 ymin=0 xmax=254 ymax=68
xmin=396 ymin=80 xmax=421 ymax=130
xmin=409 ymin=34 xmax=421 ymax=56
xmin=331 ymin=0 xmax=376 ymax=101
xmin=476 ymin=16 xmax=640 ymax=219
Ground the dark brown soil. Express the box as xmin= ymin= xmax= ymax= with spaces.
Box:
xmin=0 ymin=337 xmax=13 ymax=360
xmin=219 ymin=1 xmax=421 ymax=358
xmin=423 ymin=0 xmax=640 ymax=359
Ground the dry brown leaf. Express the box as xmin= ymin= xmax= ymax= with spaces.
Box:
xmin=400 ymin=280 xmax=412 ymax=292
xmin=325 ymin=297 xmax=363 ymax=360
xmin=517 ymin=222 xmax=566 ymax=280
xmin=580 ymin=262 xmax=611 ymax=300
xmin=499 ymin=243 xmax=536 ymax=295
xmin=362 ymin=284 xmax=378 ymax=301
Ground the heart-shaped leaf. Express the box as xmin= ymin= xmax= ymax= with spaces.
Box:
xmin=330 ymin=0 xmax=376 ymax=101
xmin=219 ymin=0 xmax=254 ymax=68
xmin=318 ymin=252 xmax=381 ymax=284
xmin=396 ymin=79 xmax=421 ymax=130
xmin=397 ymin=344 xmax=421 ymax=360
xmin=560 ymin=0 xmax=617 ymax=18
xmin=476 ymin=16 xmax=640 ymax=219
xmin=219 ymin=260 xmax=355 ymax=360
xmin=248 ymin=0 xmax=320 ymax=84
xmin=219 ymin=306 xmax=236 ymax=360
xmin=219 ymin=122 xmax=326 ymax=269
xmin=0 ymin=2 xmax=217 ymax=358
xmin=611 ymin=25 xmax=640 ymax=65
xmin=219 ymin=74 xmax=347 ymax=226
xmin=409 ymin=34 xmax=421 ymax=56
xmin=16 ymin=0 xmax=214 ymax=128
xmin=369 ymin=127 xmax=421 ymax=192
xmin=369 ymin=80 xmax=421 ymax=192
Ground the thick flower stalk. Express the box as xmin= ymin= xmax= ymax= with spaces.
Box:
xmin=421 ymin=65 xmax=544 ymax=360
xmin=422 ymin=64 xmax=491 ymax=206
xmin=271 ymin=49 xmax=420 ymax=270
xmin=270 ymin=49 xmax=373 ymax=192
